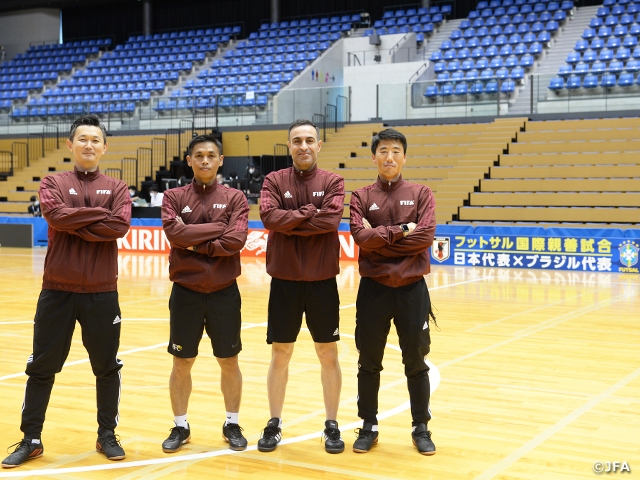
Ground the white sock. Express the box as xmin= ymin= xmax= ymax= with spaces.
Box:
xmin=412 ymin=426 xmax=416 ymax=432
xmin=371 ymin=424 xmax=378 ymax=432
xmin=225 ymin=412 xmax=239 ymax=425
xmin=174 ymin=414 xmax=188 ymax=428
xmin=30 ymin=439 xmax=41 ymax=444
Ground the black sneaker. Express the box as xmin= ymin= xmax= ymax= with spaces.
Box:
xmin=96 ymin=431 xmax=125 ymax=460
xmin=222 ymin=423 xmax=248 ymax=451
xmin=1 ymin=439 xmax=44 ymax=468
xmin=257 ymin=417 xmax=282 ymax=452
xmin=162 ymin=425 xmax=191 ymax=453
xmin=353 ymin=423 xmax=378 ymax=453
xmin=323 ymin=420 xmax=345 ymax=454
xmin=412 ymin=424 xmax=436 ymax=456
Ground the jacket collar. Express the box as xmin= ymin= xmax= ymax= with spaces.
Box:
xmin=190 ymin=180 xmax=218 ymax=194
xmin=74 ymin=166 xmax=100 ymax=180
xmin=293 ymin=164 xmax=318 ymax=180
xmin=377 ymin=174 xmax=404 ymax=191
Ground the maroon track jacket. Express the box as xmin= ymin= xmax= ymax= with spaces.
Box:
xmin=260 ymin=165 xmax=345 ymax=281
xmin=39 ymin=167 xmax=132 ymax=293
xmin=162 ymin=181 xmax=249 ymax=293
xmin=349 ymin=175 xmax=436 ymax=287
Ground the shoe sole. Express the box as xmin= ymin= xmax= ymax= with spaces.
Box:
xmin=222 ymin=434 xmax=247 ymax=451
xmin=1 ymin=451 xmax=43 ymax=468
xmin=96 ymin=448 xmax=125 ymax=461
xmin=353 ymin=438 xmax=378 ymax=453
xmin=325 ymin=446 xmax=345 ymax=454
xmin=162 ymin=435 xmax=191 ymax=453
xmin=257 ymin=442 xmax=279 ymax=452
xmin=412 ymin=439 xmax=436 ymax=456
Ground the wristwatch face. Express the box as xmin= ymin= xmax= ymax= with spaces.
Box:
xmin=401 ymin=224 xmax=409 ymax=233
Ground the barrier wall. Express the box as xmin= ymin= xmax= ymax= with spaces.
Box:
xmin=2 ymin=217 xmax=638 ymax=274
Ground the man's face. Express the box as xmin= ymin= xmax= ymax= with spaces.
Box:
xmin=187 ymin=141 xmax=223 ymax=185
xmin=288 ymin=125 xmax=321 ymax=172
xmin=373 ymin=139 xmax=406 ymax=182
xmin=66 ymin=125 xmax=107 ymax=172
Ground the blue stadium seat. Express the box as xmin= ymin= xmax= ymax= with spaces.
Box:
xmin=618 ymin=73 xmax=635 ymax=86
xmin=583 ymin=74 xmax=599 ymax=88
xmin=558 ymin=64 xmax=572 ymax=76
xmin=601 ymin=73 xmax=617 ymax=88
xmin=549 ymin=77 xmax=564 ymax=91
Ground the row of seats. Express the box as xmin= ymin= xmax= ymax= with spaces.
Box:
xmin=469 ymin=2 xmax=568 ymax=19
xmin=0 ymin=73 xmax=55 ymax=83
xmin=118 ymin=36 xmax=228 ymax=50
xmin=126 ymin=26 xmax=240 ymax=42
xmin=155 ymin=95 xmax=268 ymax=110
xmin=447 ymin=29 xmax=553 ymax=46
xmin=437 ymin=66 xmax=529 ymax=82
xmin=259 ymin=15 xmax=359 ymax=30
xmin=436 ymin=56 xmax=536 ymax=73
xmin=549 ymin=73 xmax=640 ymax=90
xmin=595 ymin=4 xmax=640 ymax=17
xmin=382 ymin=6 xmax=452 ymax=18
xmin=364 ymin=24 xmax=434 ymax=37
xmin=0 ymin=91 xmax=28 ymax=100
xmin=0 ymin=100 xmax=13 ymax=109
xmin=106 ymin=49 xmax=210 ymax=59
xmin=42 ymin=83 xmax=165 ymax=96
xmin=11 ymin=102 xmax=136 ymax=118
xmin=28 ymin=38 xmax=111 ymax=51
xmin=185 ymin=72 xmax=294 ymax=88
xmin=29 ymin=92 xmax=151 ymax=105
xmin=174 ymin=84 xmax=282 ymax=97
xmin=463 ymin=11 xmax=567 ymax=29
xmin=559 ymin=60 xmax=640 ymax=75
xmin=373 ymin=15 xmax=444 ymax=28
xmin=425 ymin=80 xmax=517 ymax=97
xmin=0 ymin=81 xmax=43 ymax=91
xmin=16 ymin=47 xmax=100 ymax=59
xmin=77 ymin=66 xmax=181 ymax=76
xmin=589 ymin=14 xmax=640 ymax=27
xmin=567 ymin=47 xmax=640 ymax=63
xmin=581 ymin=25 xmax=640 ymax=39
xmin=8 ymin=56 xmax=87 ymax=66
xmin=0 ymin=63 xmax=71 ymax=73
xmin=575 ymin=36 xmax=640 ymax=51
xmin=254 ymin=23 xmax=351 ymax=38
xmin=62 ymin=72 xmax=179 ymax=85
xmin=433 ymin=44 xmax=544 ymax=63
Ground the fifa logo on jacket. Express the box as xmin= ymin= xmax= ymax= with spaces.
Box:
xmin=96 ymin=190 xmax=111 ymax=194
xmin=313 ymin=191 xmax=325 ymax=196
xmin=400 ymin=200 xmax=414 ymax=205
xmin=212 ymin=204 xmax=227 ymax=209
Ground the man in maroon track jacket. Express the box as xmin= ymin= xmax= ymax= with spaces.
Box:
xmin=160 ymin=134 xmax=250 ymax=453
xmin=2 ymin=115 xmax=131 ymax=469
xmin=257 ymin=119 xmax=345 ymax=454
xmin=349 ymin=128 xmax=438 ymax=456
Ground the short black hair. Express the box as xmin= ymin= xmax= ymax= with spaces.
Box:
xmin=69 ymin=115 xmax=107 ymax=143
xmin=288 ymin=119 xmax=320 ymax=140
xmin=187 ymin=134 xmax=222 ymax=156
xmin=371 ymin=128 xmax=407 ymax=155
xmin=30 ymin=195 xmax=37 ymax=202
xmin=150 ymin=185 xmax=159 ymax=192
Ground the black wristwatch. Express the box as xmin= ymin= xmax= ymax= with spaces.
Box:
xmin=401 ymin=224 xmax=409 ymax=237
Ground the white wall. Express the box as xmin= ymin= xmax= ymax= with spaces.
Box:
xmin=0 ymin=8 xmax=60 ymax=61
xmin=344 ymin=61 xmax=428 ymax=121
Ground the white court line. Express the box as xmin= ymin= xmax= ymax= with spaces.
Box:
xmin=0 ymin=276 xmax=485 ymax=477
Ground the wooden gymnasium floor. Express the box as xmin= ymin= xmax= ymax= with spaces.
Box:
xmin=0 ymin=247 xmax=639 ymax=479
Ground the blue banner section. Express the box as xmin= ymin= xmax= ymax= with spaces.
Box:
xmin=432 ymin=225 xmax=640 ymax=274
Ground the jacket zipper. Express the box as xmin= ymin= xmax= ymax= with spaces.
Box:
xmin=82 ymin=172 xmax=90 ymax=293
